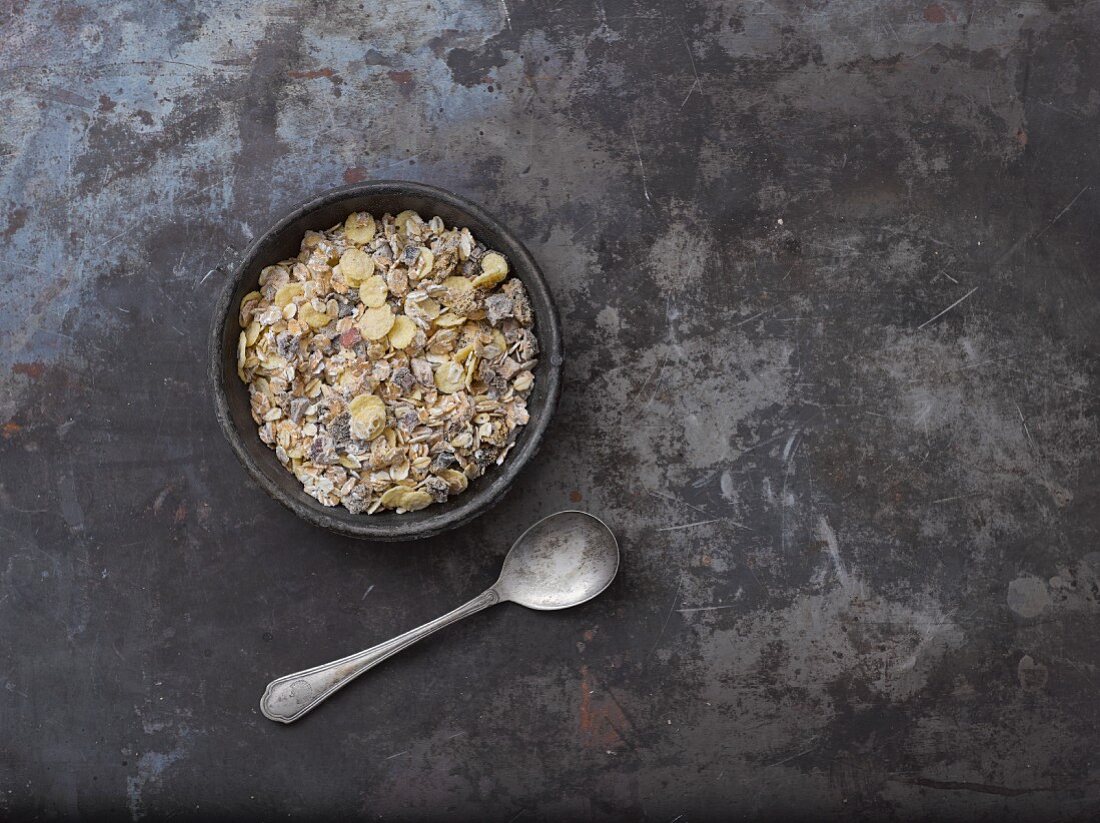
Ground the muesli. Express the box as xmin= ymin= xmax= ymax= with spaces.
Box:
xmin=236 ymin=210 xmax=538 ymax=514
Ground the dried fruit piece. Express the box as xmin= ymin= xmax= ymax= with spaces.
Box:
xmin=388 ymin=315 xmax=417 ymax=349
xmin=259 ymin=266 xmax=286 ymax=286
xmin=274 ymin=283 xmax=304 ymax=308
xmin=416 ymin=247 xmax=435 ymax=278
xmin=435 ymin=312 xmax=466 ymax=328
xmin=390 ymin=459 xmax=410 ymax=481
xmin=442 ymin=275 xmax=473 ymax=293
xmin=386 ymin=267 xmax=409 ymax=297
xmin=378 ymin=486 xmax=431 ymax=511
xmin=437 ymin=468 xmax=468 ymax=494
xmin=379 ymin=486 xmax=407 ymax=508
xmin=434 ymin=361 xmax=465 ymax=393
xmin=484 ymin=294 xmax=514 ymax=325
xmin=349 ymin=394 xmax=385 ymax=417
xmin=239 ymin=290 xmax=262 ymax=325
xmin=417 ymin=297 xmax=441 ymax=320
xmin=411 ymin=358 xmax=434 ymax=386
xmin=348 ymin=394 xmax=386 ymax=441
xmin=394 ymin=210 xmax=420 ymax=234
xmin=299 ymin=304 xmax=331 ymax=330
xmin=458 ymin=228 xmax=473 ymax=260
xmin=359 ymin=305 xmax=395 ymax=340
xmin=358 ymin=275 xmax=389 ymax=308
xmin=453 ymin=343 xmax=475 ymax=364
xmin=341 ymin=247 xmax=375 ymax=285
xmin=399 ymin=489 xmax=432 ymax=511
xmin=513 ymin=371 xmax=534 ymax=392
xmin=472 ymin=252 xmax=508 ymax=288
xmin=345 ymin=212 xmax=376 ymax=245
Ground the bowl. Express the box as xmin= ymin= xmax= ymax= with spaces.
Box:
xmin=209 ymin=180 xmax=563 ymax=541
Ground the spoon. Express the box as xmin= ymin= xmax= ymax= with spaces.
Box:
xmin=260 ymin=510 xmax=619 ymax=723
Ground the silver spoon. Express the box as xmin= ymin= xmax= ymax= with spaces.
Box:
xmin=260 ymin=510 xmax=619 ymax=723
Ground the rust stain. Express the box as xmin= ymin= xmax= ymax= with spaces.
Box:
xmin=923 ymin=4 xmax=952 ymax=23
xmin=3 ymin=207 xmax=28 ymax=241
xmin=53 ymin=4 xmax=83 ymax=25
xmin=12 ymin=362 xmax=45 ymax=380
xmin=578 ymin=665 xmax=595 ymax=742
xmin=578 ymin=665 xmax=629 ymax=750
xmin=583 ymin=628 xmax=596 ymax=642
xmin=2 ymin=421 xmax=21 ymax=439
xmin=288 ymin=67 xmax=336 ymax=79
xmin=174 ymin=501 xmax=188 ymax=524
xmin=343 ymin=167 xmax=369 ymax=185
xmin=387 ymin=69 xmax=414 ymax=85
xmin=1015 ymin=127 xmax=1028 ymax=147
xmin=569 ymin=490 xmax=582 ymax=502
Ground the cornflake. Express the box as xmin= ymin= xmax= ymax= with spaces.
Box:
xmin=237 ymin=211 xmax=539 ymax=514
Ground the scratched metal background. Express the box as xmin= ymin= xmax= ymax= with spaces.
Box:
xmin=3 ymin=0 xmax=1100 ymax=819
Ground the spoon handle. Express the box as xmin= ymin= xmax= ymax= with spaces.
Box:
xmin=260 ymin=588 xmax=501 ymax=723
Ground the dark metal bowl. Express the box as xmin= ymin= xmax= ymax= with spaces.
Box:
xmin=209 ymin=181 xmax=563 ymax=541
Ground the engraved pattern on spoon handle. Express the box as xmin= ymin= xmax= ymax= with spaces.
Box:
xmin=260 ymin=588 xmax=501 ymax=724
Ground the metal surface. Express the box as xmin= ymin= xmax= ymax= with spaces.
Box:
xmin=260 ymin=511 xmax=618 ymax=723
xmin=4 ymin=0 xmax=1100 ymax=819
xmin=210 ymin=180 xmax=563 ymax=541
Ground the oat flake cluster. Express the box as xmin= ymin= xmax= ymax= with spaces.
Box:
xmin=236 ymin=210 xmax=538 ymax=514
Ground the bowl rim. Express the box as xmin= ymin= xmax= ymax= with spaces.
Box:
xmin=208 ymin=179 xmax=563 ymax=541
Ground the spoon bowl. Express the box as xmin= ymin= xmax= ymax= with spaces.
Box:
xmin=496 ymin=511 xmax=619 ymax=610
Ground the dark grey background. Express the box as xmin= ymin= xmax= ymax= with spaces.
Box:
xmin=2 ymin=0 xmax=1099 ymax=819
